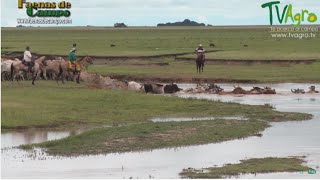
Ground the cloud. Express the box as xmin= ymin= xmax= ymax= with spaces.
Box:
xmin=197 ymin=16 xmax=208 ymax=24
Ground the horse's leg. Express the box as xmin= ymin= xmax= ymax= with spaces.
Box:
xmin=196 ymin=62 xmax=199 ymax=73
xmin=43 ymin=69 xmax=47 ymax=80
xmin=56 ymin=72 xmax=59 ymax=84
xmin=68 ymin=71 xmax=73 ymax=81
xmin=59 ymin=70 xmax=65 ymax=84
xmin=14 ymin=73 xmax=19 ymax=82
xmin=32 ymin=72 xmax=37 ymax=85
xmin=202 ymin=63 xmax=204 ymax=73
xmin=61 ymin=72 xmax=65 ymax=84
xmin=76 ymin=72 xmax=80 ymax=84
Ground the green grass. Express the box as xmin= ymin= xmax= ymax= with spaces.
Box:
xmin=179 ymin=157 xmax=309 ymax=178
xmin=1 ymin=81 xmax=310 ymax=129
xmin=88 ymin=60 xmax=320 ymax=83
xmin=2 ymin=26 xmax=320 ymax=59
xmin=20 ymin=120 xmax=269 ymax=156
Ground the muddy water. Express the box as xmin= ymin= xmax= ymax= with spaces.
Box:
xmin=2 ymin=83 xmax=320 ymax=179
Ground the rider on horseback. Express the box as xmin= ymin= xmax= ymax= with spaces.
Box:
xmin=195 ymin=44 xmax=206 ymax=60
xmin=195 ymin=44 xmax=205 ymax=54
xmin=68 ymin=43 xmax=80 ymax=71
xmin=23 ymin=46 xmax=33 ymax=72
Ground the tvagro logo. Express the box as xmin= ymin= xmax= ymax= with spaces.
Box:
xmin=18 ymin=0 xmax=72 ymax=17
xmin=298 ymin=168 xmax=317 ymax=175
xmin=261 ymin=1 xmax=318 ymax=26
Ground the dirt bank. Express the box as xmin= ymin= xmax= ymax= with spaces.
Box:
xmin=3 ymin=51 xmax=318 ymax=65
xmin=108 ymin=75 xmax=259 ymax=84
xmin=175 ymin=57 xmax=319 ymax=65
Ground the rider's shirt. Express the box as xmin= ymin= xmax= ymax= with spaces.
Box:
xmin=23 ymin=50 xmax=32 ymax=62
xmin=195 ymin=48 xmax=205 ymax=53
xmin=69 ymin=51 xmax=76 ymax=63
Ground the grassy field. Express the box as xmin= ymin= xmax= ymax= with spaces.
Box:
xmin=21 ymin=120 xmax=269 ymax=156
xmin=88 ymin=59 xmax=320 ymax=83
xmin=2 ymin=26 xmax=320 ymax=60
xmin=179 ymin=157 xmax=309 ymax=178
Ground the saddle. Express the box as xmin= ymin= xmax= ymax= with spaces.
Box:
xmin=68 ymin=61 xmax=81 ymax=71
xmin=22 ymin=60 xmax=34 ymax=66
xmin=22 ymin=60 xmax=34 ymax=72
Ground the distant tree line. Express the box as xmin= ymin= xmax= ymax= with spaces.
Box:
xmin=114 ymin=23 xmax=127 ymax=28
xmin=157 ymin=19 xmax=206 ymax=27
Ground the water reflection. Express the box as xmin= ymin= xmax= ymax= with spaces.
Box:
xmin=2 ymin=129 xmax=85 ymax=148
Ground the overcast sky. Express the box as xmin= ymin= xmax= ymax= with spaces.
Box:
xmin=1 ymin=0 xmax=319 ymax=27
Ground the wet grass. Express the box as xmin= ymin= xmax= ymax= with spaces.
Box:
xmin=89 ymin=60 xmax=320 ymax=83
xmin=1 ymin=81 xmax=310 ymax=130
xmin=2 ymin=26 xmax=319 ymax=59
xmin=21 ymin=120 xmax=269 ymax=156
xmin=179 ymin=157 xmax=309 ymax=179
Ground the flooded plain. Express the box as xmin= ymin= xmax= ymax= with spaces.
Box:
xmin=2 ymin=83 xmax=320 ymax=179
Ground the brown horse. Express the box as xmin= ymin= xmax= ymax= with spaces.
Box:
xmin=46 ymin=56 xmax=94 ymax=84
xmin=10 ymin=56 xmax=46 ymax=85
xmin=43 ymin=58 xmax=66 ymax=82
xmin=196 ymin=53 xmax=205 ymax=73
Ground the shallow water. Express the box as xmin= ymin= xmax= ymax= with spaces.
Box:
xmin=1 ymin=129 xmax=85 ymax=148
xmin=2 ymin=83 xmax=320 ymax=179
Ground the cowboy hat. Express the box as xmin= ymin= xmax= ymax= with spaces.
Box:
xmin=70 ymin=47 xmax=76 ymax=52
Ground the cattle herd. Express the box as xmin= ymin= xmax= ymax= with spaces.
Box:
xmin=124 ymin=81 xmax=319 ymax=95
xmin=1 ymin=57 xmax=319 ymax=95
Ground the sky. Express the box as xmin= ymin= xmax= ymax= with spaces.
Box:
xmin=1 ymin=0 xmax=320 ymax=27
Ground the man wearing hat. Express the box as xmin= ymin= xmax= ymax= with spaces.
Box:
xmin=23 ymin=46 xmax=33 ymax=72
xmin=68 ymin=43 xmax=79 ymax=71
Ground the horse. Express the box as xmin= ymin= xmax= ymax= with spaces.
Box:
xmin=196 ymin=53 xmax=205 ymax=73
xmin=43 ymin=58 xmax=67 ymax=82
xmin=10 ymin=56 xmax=46 ymax=85
xmin=46 ymin=56 xmax=94 ymax=84
xmin=2 ymin=59 xmax=20 ymax=81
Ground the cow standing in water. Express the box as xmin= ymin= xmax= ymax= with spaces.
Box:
xmin=195 ymin=44 xmax=205 ymax=73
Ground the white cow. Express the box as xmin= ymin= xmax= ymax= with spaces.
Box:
xmin=127 ymin=81 xmax=144 ymax=92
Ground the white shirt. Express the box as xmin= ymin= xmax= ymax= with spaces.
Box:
xmin=196 ymin=49 xmax=205 ymax=53
xmin=23 ymin=50 xmax=32 ymax=62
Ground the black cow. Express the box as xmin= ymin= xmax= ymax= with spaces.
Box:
xmin=164 ymin=84 xmax=182 ymax=94
xmin=144 ymin=84 xmax=153 ymax=93
xmin=144 ymin=83 xmax=182 ymax=94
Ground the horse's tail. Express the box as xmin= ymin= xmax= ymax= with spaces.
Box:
xmin=10 ymin=63 xmax=14 ymax=81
